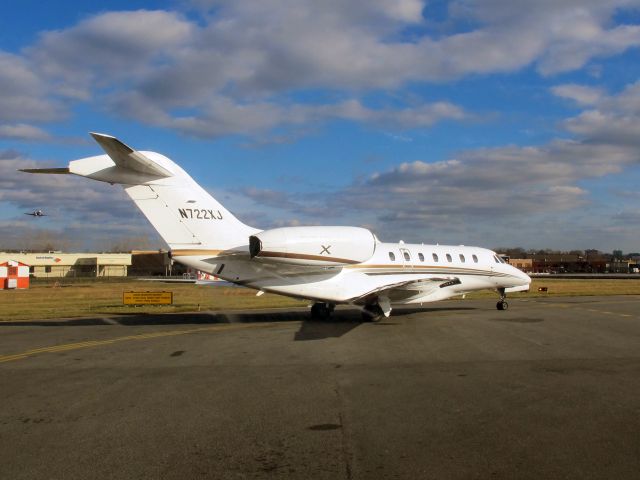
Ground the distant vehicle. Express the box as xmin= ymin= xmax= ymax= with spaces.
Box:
xmin=24 ymin=209 xmax=47 ymax=217
xmin=21 ymin=133 xmax=531 ymax=321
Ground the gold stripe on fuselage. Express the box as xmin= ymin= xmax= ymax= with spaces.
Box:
xmin=256 ymin=250 xmax=360 ymax=264
xmin=346 ymin=263 xmax=508 ymax=277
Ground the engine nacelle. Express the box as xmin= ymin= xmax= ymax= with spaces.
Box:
xmin=249 ymin=226 xmax=376 ymax=266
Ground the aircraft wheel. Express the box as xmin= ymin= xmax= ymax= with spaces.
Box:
xmin=311 ymin=303 xmax=331 ymax=321
xmin=361 ymin=304 xmax=384 ymax=322
xmin=496 ymin=300 xmax=508 ymax=311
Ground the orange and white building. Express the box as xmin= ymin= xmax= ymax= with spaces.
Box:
xmin=0 ymin=260 xmax=29 ymax=289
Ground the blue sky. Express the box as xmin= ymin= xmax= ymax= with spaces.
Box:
xmin=1 ymin=0 xmax=640 ymax=252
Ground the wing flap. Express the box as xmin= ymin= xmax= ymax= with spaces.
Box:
xmin=351 ymin=276 xmax=460 ymax=304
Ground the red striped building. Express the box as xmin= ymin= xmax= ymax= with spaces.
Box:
xmin=0 ymin=260 xmax=30 ymax=289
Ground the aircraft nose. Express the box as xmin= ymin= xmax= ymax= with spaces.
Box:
xmin=510 ymin=265 xmax=531 ymax=285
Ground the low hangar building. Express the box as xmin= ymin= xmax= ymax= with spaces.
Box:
xmin=0 ymin=252 xmax=131 ymax=278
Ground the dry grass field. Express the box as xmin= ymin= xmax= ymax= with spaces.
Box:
xmin=1 ymin=277 xmax=639 ymax=322
xmin=0 ymin=280 xmax=305 ymax=321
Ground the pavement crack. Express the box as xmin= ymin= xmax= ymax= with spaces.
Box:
xmin=334 ymin=379 xmax=354 ymax=480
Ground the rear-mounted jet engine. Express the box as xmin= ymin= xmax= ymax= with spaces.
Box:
xmin=249 ymin=226 xmax=376 ymax=267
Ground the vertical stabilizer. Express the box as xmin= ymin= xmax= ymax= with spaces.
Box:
xmin=122 ymin=178 xmax=258 ymax=250
xmin=27 ymin=133 xmax=259 ymax=251
xmin=89 ymin=135 xmax=260 ymax=251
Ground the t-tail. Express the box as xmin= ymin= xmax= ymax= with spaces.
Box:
xmin=21 ymin=133 xmax=258 ymax=252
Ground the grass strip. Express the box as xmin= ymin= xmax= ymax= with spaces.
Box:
xmin=1 ymin=278 xmax=639 ymax=322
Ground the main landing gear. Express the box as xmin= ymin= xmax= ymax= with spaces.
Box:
xmin=310 ymin=302 xmax=334 ymax=321
xmin=361 ymin=304 xmax=384 ymax=322
xmin=496 ymin=288 xmax=509 ymax=311
xmin=310 ymin=302 xmax=388 ymax=322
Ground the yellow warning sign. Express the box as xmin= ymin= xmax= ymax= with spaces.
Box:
xmin=123 ymin=291 xmax=173 ymax=305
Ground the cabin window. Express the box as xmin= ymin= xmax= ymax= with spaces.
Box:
xmin=432 ymin=253 xmax=439 ymax=262
xmin=389 ymin=252 xmax=396 ymax=261
xmin=446 ymin=253 xmax=452 ymax=262
xmin=418 ymin=253 xmax=424 ymax=262
xmin=45 ymin=266 xmax=52 ymax=273
xmin=459 ymin=254 xmax=466 ymax=263
xmin=403 ymin=251 xmax=410 ymax=261
xmin=472 ymin=254 xmax=478 ymax=263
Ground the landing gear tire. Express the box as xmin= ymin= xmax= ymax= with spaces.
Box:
xmin=496 ymin=288 xmax=508 ymax=311
xmin=310 ymin=303 xmax=333 ymax=321
xmin=361 ymin=304 xmax=384 ymax=322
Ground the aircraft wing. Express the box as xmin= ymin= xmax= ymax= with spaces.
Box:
xmin=352 ymin=276 xmax=461 ymax=304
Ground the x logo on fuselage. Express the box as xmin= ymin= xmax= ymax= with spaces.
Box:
xmin=319 ymin=245 xmax=331 ymax=255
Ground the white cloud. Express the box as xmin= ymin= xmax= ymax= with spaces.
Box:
xmin=29 ymin=10 xmax=194 ymax=98
xmin=1 ymin=2 xmax=639 ymax=250
xmin=236 ymin=78 xmax=640 ymax=246
xmin=538 ymin=22 xmax=640 ymax=75
xmin=552 ymin=84 xmax=605 ymax=106
xmin=110 ymin=94 xmax=469 ymax=138
xmin=0 ymin=52 xmax=63 ymax=123
xmin=0 ymin=1 xmax=635 ymax=139
xmin=332 ymin=140 xmax=622 ymax=220
xmin=0 ymin=124 xmax=51 ymax=141
xmin=556 ymin=81 xmax=640 ymax=146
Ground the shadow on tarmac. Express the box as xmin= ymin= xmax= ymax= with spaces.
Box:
xmin=0 ymin=310 xmax=363 ymax=340
xmin=0 ymin=305 xmax=479 ymax=340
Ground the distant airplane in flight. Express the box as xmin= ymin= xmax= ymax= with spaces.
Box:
xmin=21 ymin=133 xmax=531 ymax=321
xmin=24 ymin=209 xmax=47 ymax=217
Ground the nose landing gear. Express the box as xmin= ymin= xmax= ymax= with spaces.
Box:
xmin=496 ymin=288 xmax=508 ymax=310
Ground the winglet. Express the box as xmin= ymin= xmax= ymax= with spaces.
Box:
xmin=90 ymin=132 xmax=173 ymax=177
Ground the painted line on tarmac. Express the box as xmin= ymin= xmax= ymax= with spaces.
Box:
xmin=0 ymin=322 xmax=286 ymax=364
xmin=529 ymin=300 xmax=637 ymax=320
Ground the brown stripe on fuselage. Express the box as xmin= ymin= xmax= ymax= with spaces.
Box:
xmin=256 ymin=251 xmax=360 ymax=264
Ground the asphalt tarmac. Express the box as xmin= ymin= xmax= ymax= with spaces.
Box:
xmin=1 ymin=296 xmax=639 ymax=479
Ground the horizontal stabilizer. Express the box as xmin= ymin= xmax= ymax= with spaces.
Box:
xmin=90 ymin=132 xmax=172 ymax=177
xmin=19 ymin=167 xmax=70 ymax=174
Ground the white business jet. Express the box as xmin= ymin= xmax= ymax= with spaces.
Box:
xmin=21 ymin=133 xmax=531 ymax=321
